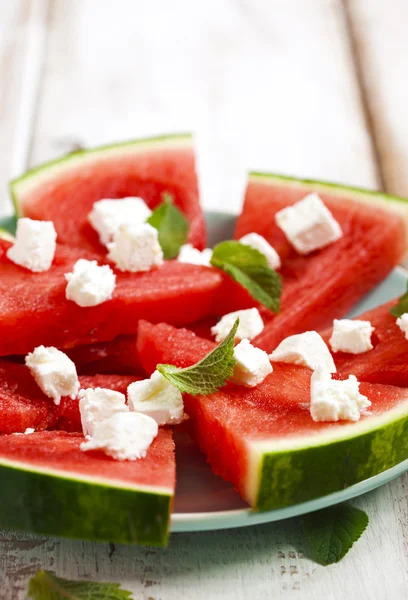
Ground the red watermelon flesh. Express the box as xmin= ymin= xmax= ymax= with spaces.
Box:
xmin=0 ymin=239 xmax=224 ymax=356
xmin=12 ymin=135 xmax=206 ymax=253
xmin=235 ymin=176 xmax=406 ymax=352
xmin=320 ymin=299 xmax=408 ymax=387
xmin=66 ymin=336 xmax=142 ymax=375
xmin=137 ymin=321 xmax=408 ymax=508
xmin=57 ymin=374 xmax=139 ymax=432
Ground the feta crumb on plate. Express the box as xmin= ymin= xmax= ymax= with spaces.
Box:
xmin=310 ymin=367 xmax=371 ymax=422
xmin=397 ymin=313 xmax=408 ymax=340
xmin=275 ymin=193 xmax=342 ymax=255
xmin=178 ymin=244 xmax=213 ymax=266
xmin=80 ymin=411 xmax=158 ymax=461
xmin=25 ymin=346 xmax=79 ymax=406
xmin=239 ymin=233 xmax=281 ymax=270
xmin=269 ymin=330 xmax=336 ymax=373
xmin=329 ymin=319 xmax=375 ymax=354
xmin=88 ymin=197 xmax=152 ymax=246
xmin=211 ymin=308 xmax=264 ymax=343
xmin=107 ymin=223 xmax=164 ymax=272
xmin=230 ymin=339 xmax=272 ymax=387
xmin=79 ymin=387 xmax=129 ymax=437
xmin=6 ymin=218 xmax=57 ymax=272
xmin=65 ymin=259 xmax=116 ymax=307
xmin=127 ymin=370 xmax=184 ymax=425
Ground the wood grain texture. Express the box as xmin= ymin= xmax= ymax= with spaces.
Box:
xmin=1 ymin=0 xmax=408 ymax=598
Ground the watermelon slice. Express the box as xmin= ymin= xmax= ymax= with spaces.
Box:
xmin=10 ymin=134 xmax=206 ymax=253
xmin=320 ymin=299 xmax=408 ymax=387
xmin=0 ymin=239 xmax=223 ymax=356
xmin=138 ymin=321 xmax=408 ymax=510
xmin=0 ymin=360 xmax=136 ymax=434
xmin=0 ymin=429 xmax=174 ymax=545
xmin=66 ymin=336 xmax=142 ymax=375
xmin=235 ymin=174 xmax=408 ymax=352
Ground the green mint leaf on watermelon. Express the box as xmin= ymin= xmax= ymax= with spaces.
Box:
xmin=299 ymin=503 xmax=369 ymax=566
xmin=147 ymin=192 xmax=188 ymax=259
xmin=390 ymin=281 xmax=408 ymax=317
xmin=157 ymin=318 xmax=238 ymax=395
xmin=210 ymin=241 xmax=282 ymax=313
xmin=28 ymin=569 xmax=133 ymax=599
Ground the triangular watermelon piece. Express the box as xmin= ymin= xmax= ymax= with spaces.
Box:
xmin=138 ymin=321 xmax=408 ymax=511
xmin=66 ymin=335 xmax=142 ymax=375
xmin=0 ymin=239 xmax=224 ymax=356
xmin=0 ymin=360 xmax=137 ymax=434
xmin=0 ymin=429 xmax=174 ymax=546
xmin=235 ymin=174 xmax=408 ymax=352
xmin=11 ymin=134 xmax=206 ymax=253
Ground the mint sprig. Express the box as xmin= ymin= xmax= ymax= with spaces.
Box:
xmin=210 ymin=241 xmax=281 ymax=313
xmin=300 ymin=503 xmax=369 ymax=565
xmin=157 ymin=319 xmax=238 ymax=395
xmin=390 ymin=281 xmax=408 ymax=317
xmin=147 ymin=192 xmax=188 ymax=259
xmin=28 ymin=569 xmax=133 ymax=599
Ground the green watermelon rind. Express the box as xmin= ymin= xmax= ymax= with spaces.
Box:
xmin=0 ymin=459 xmax=172 ymax=546
xmin=247 ymin=400 xmax=408 ymax=511
xmin=249 ymin=171 xmax=408 ymax=223
xmin=10 ymin=133 xmax=193 ymax=218
xmin=0 ymin=227 xmax=14 ymax=242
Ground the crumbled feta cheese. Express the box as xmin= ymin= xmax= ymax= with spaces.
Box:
xmin=25 ymin=346 xmax=79 ymax=405
xmin=310 ymin=367 xmax=371 ymax=422
xmin=127 ymin=370 xmax=184 ymax=425
xmin=65 ymin=259 xmax=116 ymax=307
xmin=329 ymin=319 xmax=375 ymax=354
xmin=269 ymin=331 xmax=336 ymax=373
xmin=230 ymin=339 xmax=272 ymax=387
xmin=275 ymin=193 xmax=342 ymax=255
xmin=239 ymin=233 xmax=281 ymax=270
xmin=88 ymin=197 xmax=152 ymax=246
xmin=397 ymin=313 xmax=408 ymax=340
xmin=107 ymin=223 xmax=164 ymax=272
xmin=79 ymin=387 xmax=129 ymax=437
xmin=211 ymin=308 xmax=264 ymax=343
xmin=6 ymin=218 xmax=57 ymax=272
xmin=80 ymin=411 xmax=158 ymax=461
xmin=24 ymin=428 xmax=35 ymax=435
xmin=178 ymin=244 xmax=213 ymax=266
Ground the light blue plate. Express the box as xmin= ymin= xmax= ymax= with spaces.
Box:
xmin=1 ymin=212 xmax=407 ymax=533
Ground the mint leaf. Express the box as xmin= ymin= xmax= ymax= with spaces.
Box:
xmin=147 ymin=192 xmax=188 ymax=259
xmin=390 ymin=282 xmax=408 ymax=317
xmin=28 ymin=569 xmax=133 ymax=599
xmin=157 ymin=318 xmax=238 ymax=395
xmin=211 ymin=241 xmax=281 ymax=313
xmin=300 ymin=503 xmax=369 ymax=566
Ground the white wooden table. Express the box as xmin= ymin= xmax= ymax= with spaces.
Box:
xmin=1 ymin=1 xmax=408 ymax=597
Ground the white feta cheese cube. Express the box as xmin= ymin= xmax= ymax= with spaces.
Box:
xmin=269 ymin=331 xmax=336 ymax=373
xmin=25 ymin=346 xmax=79 ymax=405
xmin=7 ymin=218 xmax=57 ymax=272
xmin=65 ymin=259 xmax=116 ymax=307
xmin=230 ymin=339 xmax=272 ymax=387
xmin=88 ymin=197 xmax=152 ymax=246
xmin=329 ymin=319 xmax=375 ymax=354
xmin=107 ymin=223 xmax=164 ymax=272
xmin=127 ymin=370 xmax=184 ymax=425
xmin=211 ymin=308 xmax=264 ymax=343
xmin=310 ymin=367 xmax=371 ymax=422
xmin=178 ymin=244 xmax=213 ymax=266
xmin=397 ymin=313 xmax=408 ymax=340
xmin=79 ymin=387 xmax=129 ymax=437
xmin=80 ymin=411 xmax=158 ymax=461
xmin=275 ymin=193 xmax=342 ymax=255
xmin=239 ymin=233 xmax=281 ymax=270
xmin=24 ymin=428 xmax=35 ymax=434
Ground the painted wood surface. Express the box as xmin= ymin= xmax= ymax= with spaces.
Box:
xmin=0 ymin=0 xmax=407 ymax=597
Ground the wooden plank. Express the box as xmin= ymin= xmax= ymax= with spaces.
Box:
xmin=346 ymin=0 xmax=408 ymax=197
xmin=29 ymin=0 xmax=379 ymax=214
